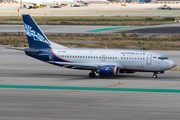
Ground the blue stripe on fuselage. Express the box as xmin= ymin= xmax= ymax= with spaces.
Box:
xmin=25 ymin=48 xmax=74 ymax=63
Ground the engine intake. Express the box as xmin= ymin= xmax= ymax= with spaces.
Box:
xmin=98 ymin=65 xmax=119 ymax=76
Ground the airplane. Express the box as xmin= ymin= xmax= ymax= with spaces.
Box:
xmin=13 ymin=0 xmax=77 ymax=8
xmin=7 ymin=14 xmax=177 ymax=78
xmin=76 ymin=0 xmax=110 ymax=6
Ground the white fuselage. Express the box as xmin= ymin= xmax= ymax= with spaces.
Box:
xmin=51 ymin=48 xmax=175 ymax=72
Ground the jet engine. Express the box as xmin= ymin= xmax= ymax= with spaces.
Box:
xmin=98 ymin=65 xmax=119 ymax=76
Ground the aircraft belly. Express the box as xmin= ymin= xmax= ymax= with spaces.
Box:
xmin=143 ymin=60 xmax=160 ymax=71
xmin=122 ymin=61 xmax=143 ymax=70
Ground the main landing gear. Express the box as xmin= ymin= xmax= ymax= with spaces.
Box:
xmin=152 ymin=73 xmax=157 ymax=79
xmin=89 ymin=72 xmax=96 ymax=78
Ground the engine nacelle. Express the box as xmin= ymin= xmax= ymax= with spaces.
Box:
xmin=98 ymin=65 xmax=119 ymax=76
xmin=36 ymin=4 xmax=41 ymax=7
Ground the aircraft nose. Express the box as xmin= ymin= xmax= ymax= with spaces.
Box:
xmin=169 ymin=60 xmax=177 ymax=69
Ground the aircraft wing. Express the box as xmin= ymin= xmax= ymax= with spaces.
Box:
xmin=48 ymin=61 xmax=99 ymax=70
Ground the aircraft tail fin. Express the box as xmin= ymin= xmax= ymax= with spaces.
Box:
xmin=22 ymin=14 xmax=67 ymax=49
xmin=22 ymin=14 xmax=51 ymax=49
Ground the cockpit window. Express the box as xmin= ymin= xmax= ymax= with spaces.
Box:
xmin=158 ymin=57 xmax=168 ymax=60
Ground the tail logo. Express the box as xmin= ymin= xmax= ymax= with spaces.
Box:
xmin=24 ymin=23 xmax=50 ymax=45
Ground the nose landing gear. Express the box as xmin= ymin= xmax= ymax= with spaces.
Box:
xmin=153 ymin=73 xmax=157 ymax=79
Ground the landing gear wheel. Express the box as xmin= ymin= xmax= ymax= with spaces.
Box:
xmin=89 ymin=72 xmax=96 ymax=78
xmin=153 ymin=74 xmax=157 ymax=79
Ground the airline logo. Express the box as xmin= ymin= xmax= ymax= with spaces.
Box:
xmin=24 ymin=23 xmax=50 ymax=45
xmin=121 ymin=52 xmax=145 ymax=55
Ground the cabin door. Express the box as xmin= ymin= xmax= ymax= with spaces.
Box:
xmin=146 ymin=54 xmax=152 ymax=65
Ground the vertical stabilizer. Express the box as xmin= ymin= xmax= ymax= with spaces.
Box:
xmin=22 ymin=14 xmax=51 ymax=49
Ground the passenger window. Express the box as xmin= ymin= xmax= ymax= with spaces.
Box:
xmin=135 ymin=58 xmax=136 ymax=60
xmin=88 ymin=56 xmax=90 ymax=58
xmin=99 ymin=57 xmax=101 ymax=59
xmin=80 ymin=56 xmax=82 ymax=58
xmin=110 ymin=57 xmax=112 ymax=59
xmin=140 ymin=58 xmax=142 ymax=60
xmin=96 ymin=56 xmax=98 ymax=59
xmin=130 ymin=57 xmax=131 ymax=60
xmin=115 ymin=57 xmax=117 ymax=59
xmin=75 ymin=56 xmax=77 ymax=58
xmin=127 ymin=57 xmax=128 ymax=60
xmin=124 ymin=57 xmax=125 ymax=59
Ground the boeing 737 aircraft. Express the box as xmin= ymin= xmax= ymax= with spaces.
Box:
xmin=8 ymin=14 xmax=177 ymax=78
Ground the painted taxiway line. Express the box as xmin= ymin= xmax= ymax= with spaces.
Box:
xmin=87 ymin=26 xmax=133 ymax=32
xmin=64 ymin=83 xmax=125 ymax=94
xmin=24 ymin=98 xmax=110 ymax=120
xmin=64 ymin=90 xmax=79 ymax=94
xmin=105 ymin=83 xmax=125 ymax=87
xmin=3 ymin=82 xmax=124 ymax=95
xmin=1 ymin=85 xmax=180 ymax=93
xmin=171 ymin=67 xmax=180 ymax=71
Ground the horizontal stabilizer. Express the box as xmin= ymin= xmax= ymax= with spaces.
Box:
xmin=6 ymin=47 xmax=39 ymax=53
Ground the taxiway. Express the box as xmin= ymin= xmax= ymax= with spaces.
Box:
xmin=0 ymin=46 xmax=180 ymax=120
xmin=1 ymin=23 xmax=180 ymax=35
